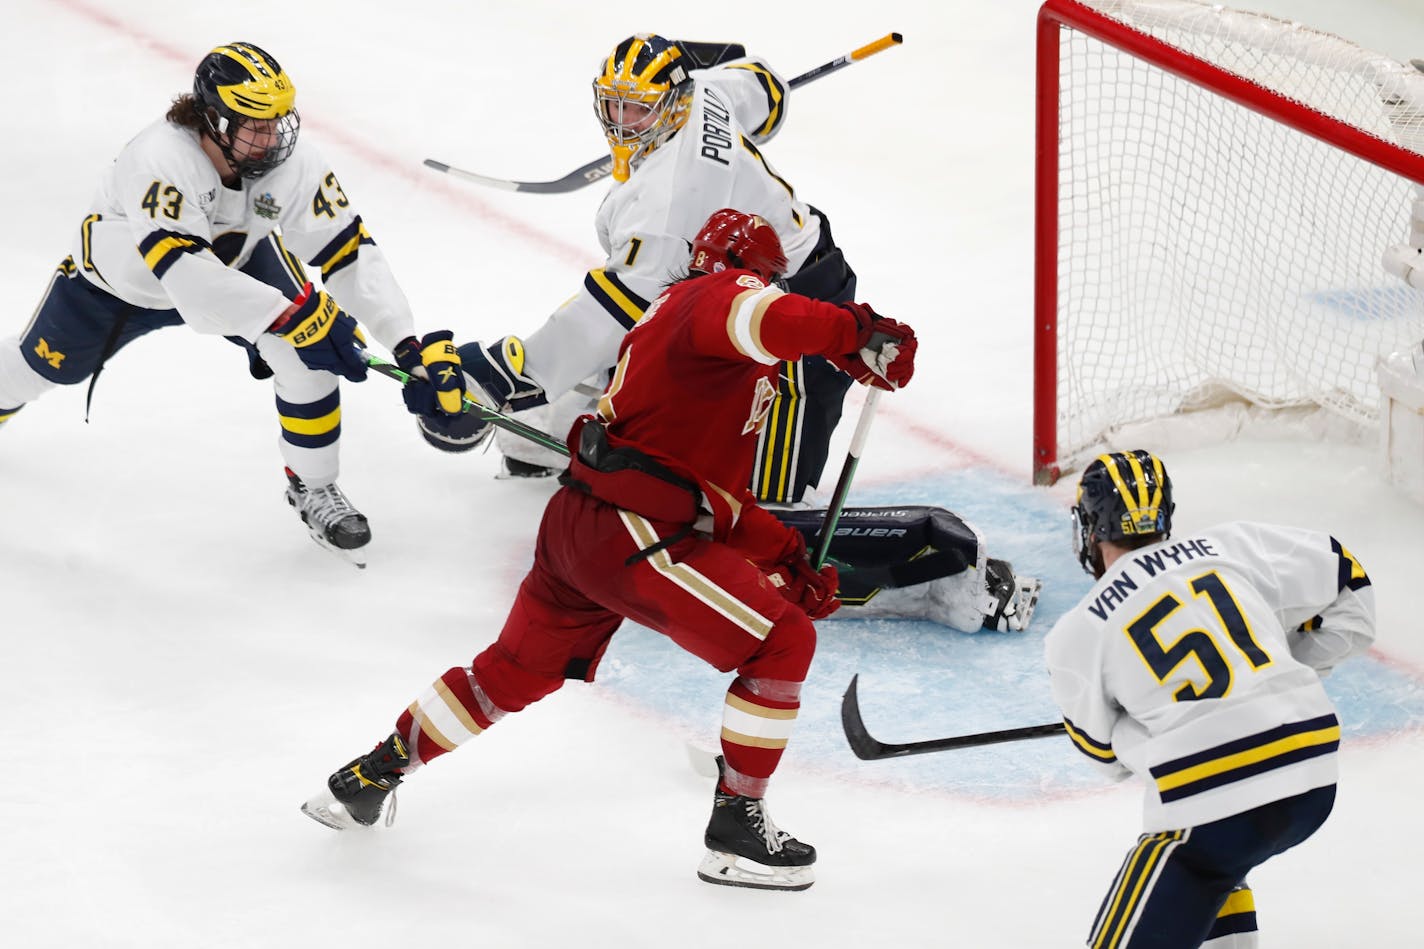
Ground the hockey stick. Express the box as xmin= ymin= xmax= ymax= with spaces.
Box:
xmin=811 ymin=387 xmax=881 ymax=569
xmin=841 ymin=674 xmax=1066 ymax=760
xmin=424 ymin=32 xmax=904 ymax=195
xmin=358 ymin=348 xmax=571 ymax=458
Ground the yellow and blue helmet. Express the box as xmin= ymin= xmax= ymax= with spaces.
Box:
xmin=193 ymin=42 xmax=300 ymax=179
xmin=592 ymin=34 xmax=693 ymax=182
xmin=1072 ymin=450 xmax=1174 ymax=575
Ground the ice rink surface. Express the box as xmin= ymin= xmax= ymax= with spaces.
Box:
xmin=2 ymin=1 xmax=1422 ymax=946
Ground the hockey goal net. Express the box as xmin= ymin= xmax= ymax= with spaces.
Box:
xmin=1034 ymin=0 xmax=1424 ymax=483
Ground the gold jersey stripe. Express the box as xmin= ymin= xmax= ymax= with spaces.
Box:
xmin=406 ymin=701 xmax=460 ymax=753
xmin=1153 ymin=723 xmax=1341 ymax=794
xmin=725 ymin=692 xmax=798 ymax=720
xmin=279 ymin=405 xmax=341 ymax=436
xmin=620 ymin=511 xmax=774 ymax=639
xmin=720 ymin=727 xmax=790 ymax=750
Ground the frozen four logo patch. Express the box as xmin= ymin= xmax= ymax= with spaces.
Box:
xmin=254 ymin=192 xmax=282 ymax=219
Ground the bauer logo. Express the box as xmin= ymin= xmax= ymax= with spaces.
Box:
xmin=834 ymin=527 xmax=908 ymax=538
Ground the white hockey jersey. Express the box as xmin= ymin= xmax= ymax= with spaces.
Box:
xmin=1044 ymin=521 xmax=1375 ymax=831
xmin=70 ymin=118 xmax=414 ymax=348
xmin=520 ymin=58 xmax=822 ymax=400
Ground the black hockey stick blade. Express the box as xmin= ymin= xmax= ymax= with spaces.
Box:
xmin=425 ymin=32 xmax=902 ymax=196
xmin=841 ymin=675 xmax=1066 ymax=761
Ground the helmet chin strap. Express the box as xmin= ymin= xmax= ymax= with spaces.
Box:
xmin=196 ymin=124 xmax=241 ymax=183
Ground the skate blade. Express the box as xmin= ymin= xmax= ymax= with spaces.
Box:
xmin=300 ymin=788 xmax=397 ymax=830
xmin=696 ymin=850 xmax=814 ymax=891
xmin=301 ymin=790 xmax=363 ymax=830
xmin=303 ymin=530 xmax=368 ymax=569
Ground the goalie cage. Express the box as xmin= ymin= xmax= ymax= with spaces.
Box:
xmin=1033 ymin=0 xmax=1424 ymax=485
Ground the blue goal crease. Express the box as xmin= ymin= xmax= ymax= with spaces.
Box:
xmin=596 ymin=468 xmax=1424 ymax=799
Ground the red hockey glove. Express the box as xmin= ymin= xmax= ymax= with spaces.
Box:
xmin=394 ymin=330 xmax=467 ymax=417
xmin=827 ymin=302 xmax=918 ymax=390
xmin=269 ymin=282 xmax=368 ymax=382
xmin=768 ymin=542 xmax=841 ymax=620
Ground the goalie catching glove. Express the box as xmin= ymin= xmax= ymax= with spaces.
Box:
xmin=828 ymin=302 xmax=917 ymax=390
xmin=394 ymin=331 xmax=466 ymax=417
xmin=269 ymin=282 xmax=368 ymax=382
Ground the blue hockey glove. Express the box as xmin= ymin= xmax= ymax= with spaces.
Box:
xmin=393 ymin=331 xmax=466 ymax=417
xmin=270 ymin=283 xmax=367 ymax=382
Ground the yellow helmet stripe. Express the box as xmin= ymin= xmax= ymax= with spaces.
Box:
xmin=211 ymin=45 xmax=295 ymax=118
xmin=1122 ymin=451 xmax=1152 ymax=513
xmin=1098 ymin=452 xmax=1147 ymax=529
xmin=608 ymin=36 xmax=682 ymax=86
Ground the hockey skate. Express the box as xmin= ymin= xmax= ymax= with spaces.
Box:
xmin=981 ymin=558 xmax=1042 ymax=632
xmin=301 ymin=733 xmax=409 ymax=830
xmin=496 ymin=456 xmax=558 ymax=479
xmin=284 ymin=468 xmax=370 ymax=567
xmin=698 ymin=766 xmax=816 ymax=891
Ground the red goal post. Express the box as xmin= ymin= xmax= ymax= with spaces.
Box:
xmin=1034 ymin=0 xmax=1424 ymax=484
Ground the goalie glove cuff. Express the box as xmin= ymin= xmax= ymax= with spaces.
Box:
xmin=458 ymin=336 xmax=547 ymax=411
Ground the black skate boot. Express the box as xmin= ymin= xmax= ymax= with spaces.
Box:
xmin=301 ymin=733 xmax=409 ymax=830
xmin=698 ymin=764 xmax=816 ymax=891
xmin=285 ymin=468 xmax=371 ymax=566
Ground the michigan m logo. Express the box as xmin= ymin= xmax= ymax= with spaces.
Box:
xmin=34 ymin=337 xmax=65 ymax=370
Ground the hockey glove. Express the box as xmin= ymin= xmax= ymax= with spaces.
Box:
xmin=270 ymin=283 xmax=368 ymax=382
xmin=459 ymin=336 xmax=547 ymax=412
xmin=393 ymin=331 xmax=466 ymax=417
xmin=767 ymin=534 xmax=841 ymax=620
xmin=828 ymin=302 xmax=918 ymax=390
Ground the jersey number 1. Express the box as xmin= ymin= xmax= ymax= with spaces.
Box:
xmin=1125 ymin=570 xmax=1274 ymax=702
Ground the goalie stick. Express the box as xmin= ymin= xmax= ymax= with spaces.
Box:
xmin=424 ymin=32 xmax=904 ymax=195
xmin=840 ymin=674 xmax=1065 ymax=760
xmin=358 ymin=347 xmax=572 ymax=458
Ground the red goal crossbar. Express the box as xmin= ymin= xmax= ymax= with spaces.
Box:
xmin=1033 ymin=0 xmax=1424 ymax=484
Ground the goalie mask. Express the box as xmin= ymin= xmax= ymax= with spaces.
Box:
xmin=593 ymin=34 xmax=693 ymax=182
xmin=690 ymin=208 xmax=788 ymax=283
xmin=193 ymin=42 xmax=300 ymax=179
xmin=1071 ymin=450 xmax=1174 ymax=577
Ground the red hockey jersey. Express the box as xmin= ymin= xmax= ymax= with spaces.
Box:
xmin=570 ymin=268 xmax=862 ymax=559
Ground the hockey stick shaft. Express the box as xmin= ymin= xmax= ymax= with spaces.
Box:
xmin=424 ymin=32 xmax=904 ymax=195
xmin=811 ymin=387 xmax=881 ymax=569
xmin=358 ymin=349 xmax=571 ymax=457
xmin=840 ymin=674 xmax=1065 ymax=760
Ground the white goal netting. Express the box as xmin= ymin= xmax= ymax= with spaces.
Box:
xmin=1042 ymin=0 xmax=1424 ymax=479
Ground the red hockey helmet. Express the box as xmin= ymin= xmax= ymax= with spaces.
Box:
xmin=689 ymin=208 xmax=788 ymax=282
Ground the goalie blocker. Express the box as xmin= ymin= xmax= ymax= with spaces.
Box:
xmin=770 ymin=505 xmax=1041 ymax=632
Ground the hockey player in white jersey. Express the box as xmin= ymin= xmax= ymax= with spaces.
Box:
xmin=1045 ymin=450 xmax=1376 ymax=948
xmin=417 ymin=33 xmax=1041 ymax=631
xmin=0 ymin=42 xmax=465 ymax=563
xmin=422 ymin=33 xmax=851 ymax=503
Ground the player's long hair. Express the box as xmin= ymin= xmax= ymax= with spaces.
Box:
xmin=166 ymin=93 xmax=206 ymax=131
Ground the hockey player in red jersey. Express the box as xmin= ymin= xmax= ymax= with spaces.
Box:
xmin=302 ymin=209 xmax=917 ymax=891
